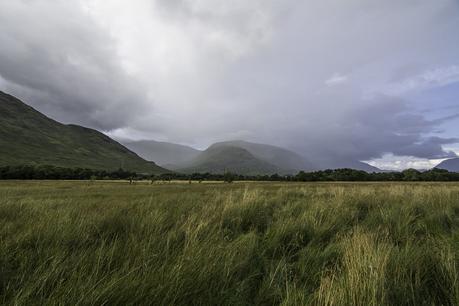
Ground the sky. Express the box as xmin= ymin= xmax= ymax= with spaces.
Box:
xmin=0 ymin=0 xmax=459 ymax=170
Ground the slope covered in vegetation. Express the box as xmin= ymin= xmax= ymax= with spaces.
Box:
xmin=0 ymin=91 xmax=168 ymax=173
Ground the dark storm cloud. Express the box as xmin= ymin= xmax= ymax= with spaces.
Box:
xmin=282 ymin=95 xmax=459 ymax=166
xmin=1 ymin=0 xmax=459 ymax=168
xmin=0 ymin=1 xmax=152 ymax=130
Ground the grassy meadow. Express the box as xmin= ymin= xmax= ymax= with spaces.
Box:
xmin=1 ymin=181 xmax=459 ymax=305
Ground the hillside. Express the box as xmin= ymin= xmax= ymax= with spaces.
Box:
xmin=435 ymin=158 xmax=459 ymax=172
xmin=0 ymin=91 xmax=168 ymax=174
xmin=176 ymin=144 xmax=280 ymax=175
xmin=323 ymin=160 xmax=381 ymax=173
xmin=211 ymin=140 xmax=315 ymax=173
xmin=123 ymin=140 xmax=200 ymax=167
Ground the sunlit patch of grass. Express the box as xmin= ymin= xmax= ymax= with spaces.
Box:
xmin=316 ymin=229 xmax=392 ymax=306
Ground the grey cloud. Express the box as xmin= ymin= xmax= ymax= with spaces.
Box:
xmin=0 ymin=0 xmax=459 ymax=168
xmin=0 ymin=1 xmax=153 ymax=131
xmin=280 ymin=94 xmax=459 ymax=165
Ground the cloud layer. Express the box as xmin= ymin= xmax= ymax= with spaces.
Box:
xmin=1 ymin=0 xmax=459 ymax=168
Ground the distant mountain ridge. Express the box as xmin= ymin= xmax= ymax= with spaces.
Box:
xmin=435 ymin=158 xmax=459 ymax=172
xmin=317 ymin=160 xmax=381 ymax=173
xmin=0 ymin=91 xmax=168 ymax=174
xmin=124 ymin=138 xmax=380 ymax=175
xmin=124 ymin=139 xmax=317 ymax=175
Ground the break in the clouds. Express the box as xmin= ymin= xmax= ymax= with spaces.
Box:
xmin=383 ymin=65 xmax=459 ymax=96
xmin=1 ymin=0 xmax=459 ymax=169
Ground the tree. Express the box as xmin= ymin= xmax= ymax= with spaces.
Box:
xmin=223 ymin=171 xmax=235 ymax=183
xmin=402 ymin=168 xmax=421 ymax=181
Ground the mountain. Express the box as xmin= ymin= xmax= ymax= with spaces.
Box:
xmin=320 ymin=160 xmax=381 ymax=172
xmin=435 ymin=158 xmax=459 ymax=172
xmin=124 ymin=138 xmax=379 ymax=175
xmin=123 ymin=140 xmax=200 ymax=167
xmin=210 ymin=140 xmax=315 ymax=173
xmin=124 ymin=139 xmax=314 ymax=175
xmin=0 ymin=91 xmax=168 ymax=174
xmin=211 ymin=141 xmax=379 ymax=173
xmin=352 ymin=162 xmax=381 ymax=172
xmin=167 ymin=140 xmax=316 ymax=175
xmin=176 ymin=144 xmax=280 ymax=175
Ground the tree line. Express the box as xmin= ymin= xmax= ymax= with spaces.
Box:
xmin=1 ymin=164 xmax=459 ymax=181
xmin=0 ymin=165 xmax=136 ymax=180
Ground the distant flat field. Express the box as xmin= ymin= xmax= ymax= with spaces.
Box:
xmin=1 ymin=181 xmax=459 ymax=305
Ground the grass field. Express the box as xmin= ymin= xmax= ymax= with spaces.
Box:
xmin=1 ymin=181 xmax=459 ymax=305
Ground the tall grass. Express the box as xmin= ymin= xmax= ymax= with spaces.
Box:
xmin=0 ymin=181 xmax=458 ymax=305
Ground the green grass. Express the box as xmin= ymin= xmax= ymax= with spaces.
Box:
xmin=1 ymin=181 xmax=459 ymax=305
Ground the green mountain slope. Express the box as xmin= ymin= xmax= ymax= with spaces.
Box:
xmin=0 ymin=91 xmax=168 ymax=174
xmin=177 ymin=144 xmax=280 ymax=175
xmin=211 ymin=140 xmax=315 ymax=173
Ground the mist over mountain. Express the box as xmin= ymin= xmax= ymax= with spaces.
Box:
xmin=124 ymin=139 xmax=301 ymax=174
xmin=0 ymin=91 xmax=168 ymax=174
xmin=211 ymin=141 xmax=315 ymax=172
xmin=1 ymin=89 xmax=384 ymax=175
xmin=123 ymin=140 xmax=200 ymax=167
xmin=125 ymin=138 xmax=380 ymax=174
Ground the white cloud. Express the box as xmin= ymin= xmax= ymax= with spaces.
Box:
xmin=366 ymin=154 xmax=449 ymax=171
xmin=384 ymin=65 xmax=459 ymax=95
xmin=325 ymin=73 xmax=349 ymax=86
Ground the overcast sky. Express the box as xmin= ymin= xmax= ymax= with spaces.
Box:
xmin=1 ymin=0 xmax=459 ymax=169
